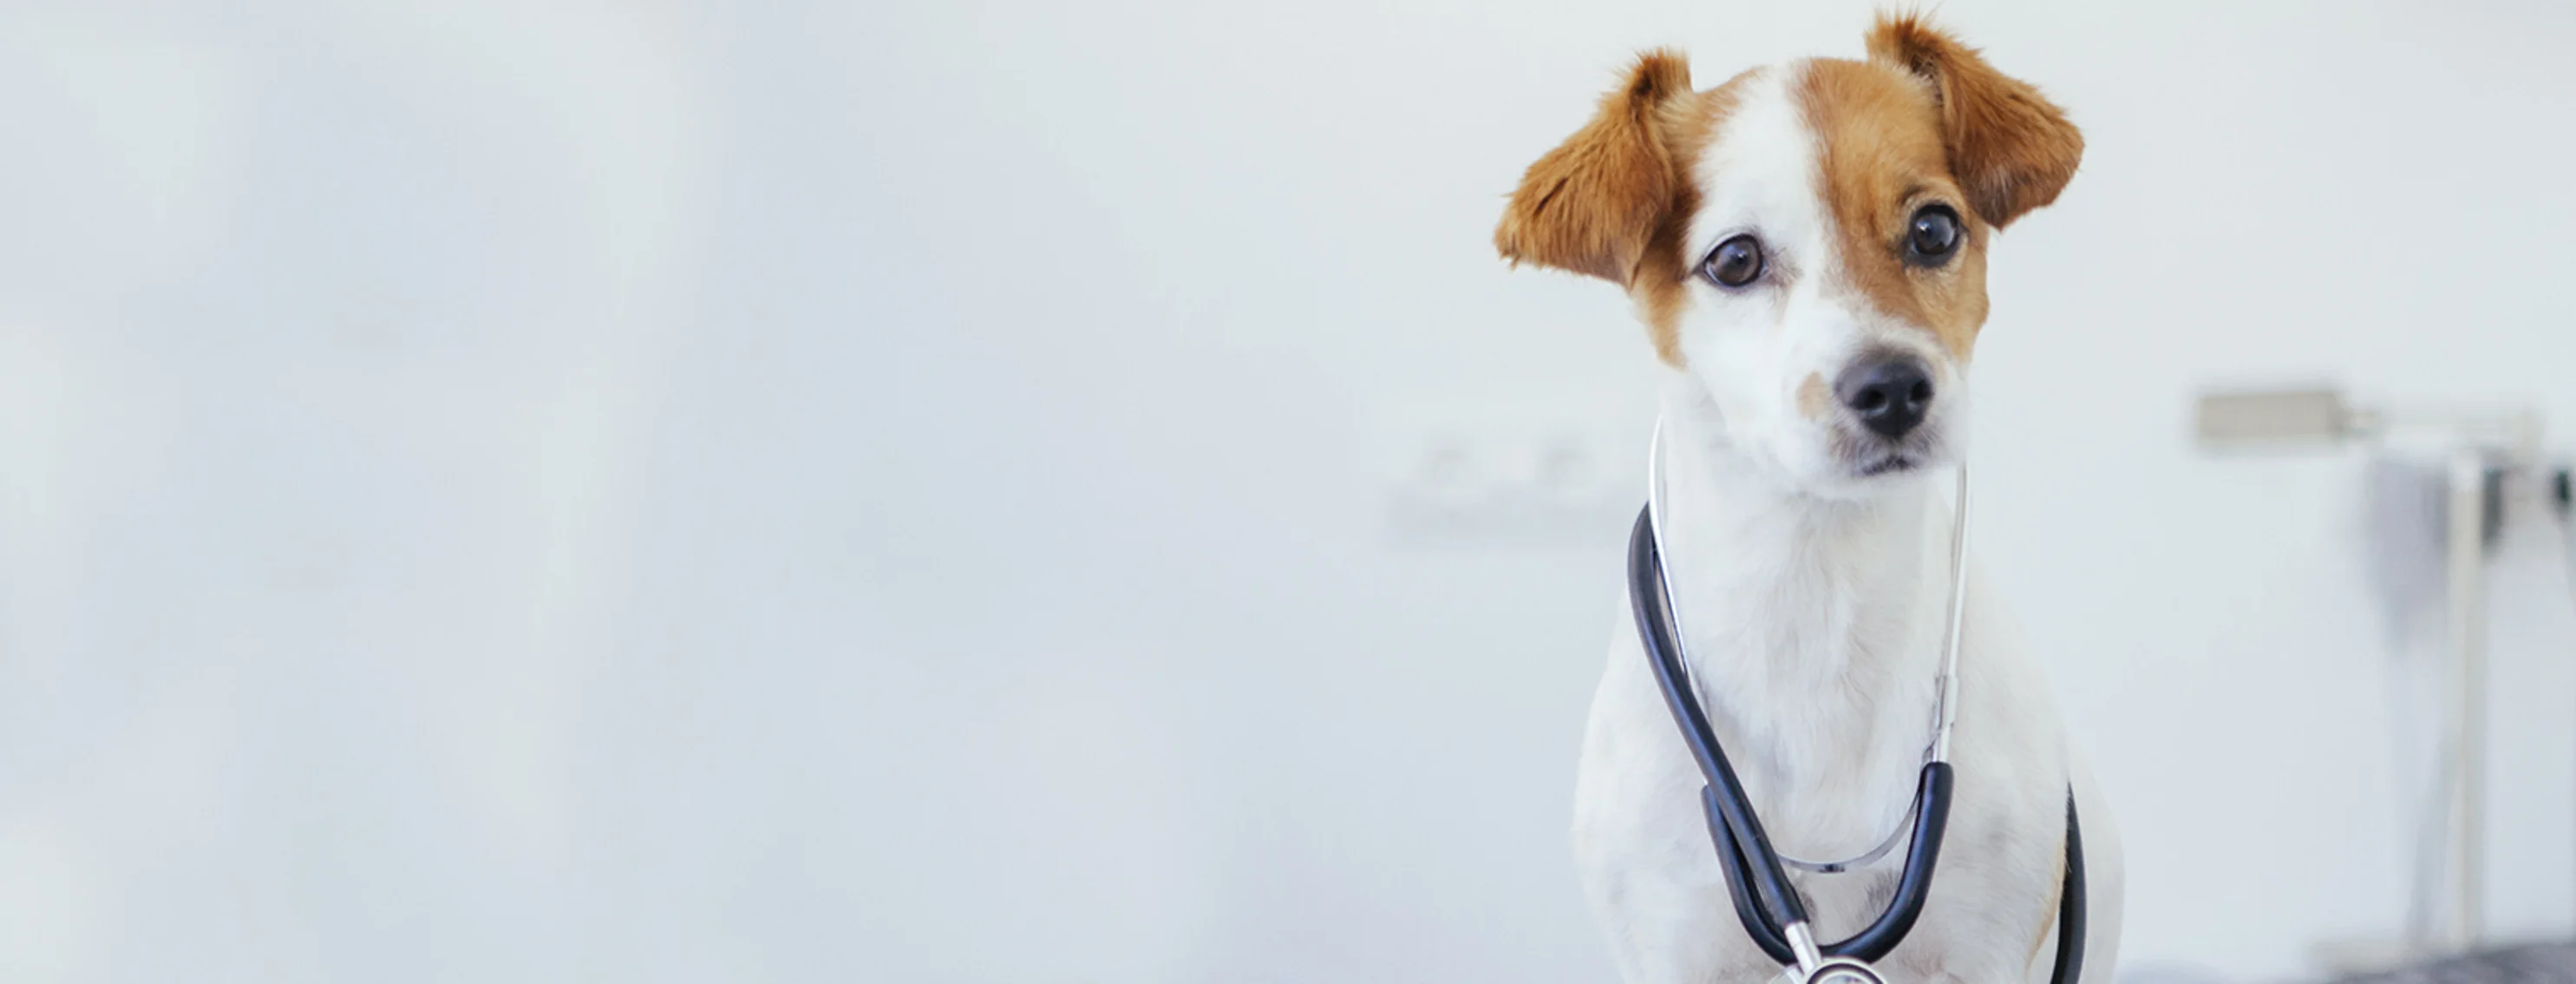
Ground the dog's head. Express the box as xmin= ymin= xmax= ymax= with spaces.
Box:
xmin=1496 ymin=15 xmax=2081 ymax=498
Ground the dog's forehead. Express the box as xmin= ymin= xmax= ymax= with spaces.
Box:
xmin=1796 ymin=59 xmax=1957 ymax=243
xmin=1677 ymin=60 xmax=1948 ymax=252
xmin=1667 ymin=58 xmax=1982 ymax=357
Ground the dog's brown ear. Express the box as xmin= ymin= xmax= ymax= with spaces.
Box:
xmin=1495 ymin=50 xmax=1692 ymax=285
xmin=1867 ymin=14 xmax=2082 ymax=228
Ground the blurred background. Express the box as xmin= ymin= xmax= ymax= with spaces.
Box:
xmin=7 ymin=0 xmax=2576 ymax=981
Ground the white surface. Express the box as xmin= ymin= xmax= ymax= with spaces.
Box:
xmin=3 ymin=1 xmax=2576 ymax=981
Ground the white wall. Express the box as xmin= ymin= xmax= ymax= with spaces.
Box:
xmin=4 ymin=1 xmax=2576 ymax=981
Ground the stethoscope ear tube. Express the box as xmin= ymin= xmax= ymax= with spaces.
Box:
xmin=1630 ymin=506 xmax=1957 ymax=963
xmin=2054 ymin=798 xmax=2087 ymax=984
xmin=1697 ymin=764 xmax=1953 ymax=963
xmin=1631 ymin=508 xmax=1808 ymax=929
xmin=1700 ymin=784 xmax=1796 ymax=964
xmin=1834 ymin=761 xmax=1951 ymax=961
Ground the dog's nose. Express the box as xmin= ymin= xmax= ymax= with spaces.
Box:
xmin=1834 ymin=356 xmax=1935 ymax=440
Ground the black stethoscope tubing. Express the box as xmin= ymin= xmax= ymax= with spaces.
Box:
xmin=1625 ymin=503 xmax=2087 ymax=982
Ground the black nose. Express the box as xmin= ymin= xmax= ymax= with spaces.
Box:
xmin=1834 ymin=356 xmax=1935 ymax=439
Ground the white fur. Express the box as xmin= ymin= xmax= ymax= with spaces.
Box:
xmin=1574 ymin=63 xmax=2124 ymax=984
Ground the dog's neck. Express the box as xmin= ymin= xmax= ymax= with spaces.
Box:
xmin=1653 ymin=384 xmax=1953 ymax=839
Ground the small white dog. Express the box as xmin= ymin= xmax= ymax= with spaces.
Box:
xmin=1494 ymin=15 xmax=2122 ymax=984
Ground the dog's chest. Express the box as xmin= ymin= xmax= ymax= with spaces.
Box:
xmin=1658 ymin=541 xmax=1942 ymax=856
xmin=1575 ymin=615 xmax=2049 ymax=981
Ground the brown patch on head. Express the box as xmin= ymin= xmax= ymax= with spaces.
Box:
xmin=1494 ymin=53 xmax=1748 ymax=366
xmin=1795 ymin=16 xmax=2083 ymax=359
xmin=1867 ymin=13 xmax=2085 ymax=229
xmin=1796 ymin=59 xmax=1987 ymax=358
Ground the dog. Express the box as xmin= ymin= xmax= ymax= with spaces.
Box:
xmin=1494 ymin=14 xmax=2122 ymax=984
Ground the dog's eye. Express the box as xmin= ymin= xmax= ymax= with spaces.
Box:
xmin=1699 ymin=234 xmax=1764 ymax=288
xmin=1904 ymin=206 xmax=1962 ymax=266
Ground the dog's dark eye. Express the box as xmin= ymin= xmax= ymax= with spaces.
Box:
xmin=1699 ymin=234 xmax=1764 ymax=288
xmin=1904 ymin=205 xmax=1962 ymax=266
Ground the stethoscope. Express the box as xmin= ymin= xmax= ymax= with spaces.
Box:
xmin=1627 ymin=421 xmax=2087 ymax=984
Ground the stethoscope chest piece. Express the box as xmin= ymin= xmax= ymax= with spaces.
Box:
xmin=1802 ymin=958 xmax=1888 ymax=984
